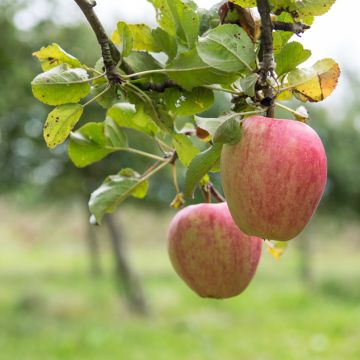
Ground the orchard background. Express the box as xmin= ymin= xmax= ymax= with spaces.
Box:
xmin=1 ymin=0 xmax=360 ymax=359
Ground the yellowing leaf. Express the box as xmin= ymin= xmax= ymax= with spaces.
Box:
xmin=229 ymin=0 xmax=256 ymax=7
xmin=265 ymin=240 xmax=289 ymax=260
xmin=112 ymin=23 xmax=161 ymax=52
xmin=33 ymin=43 xmax=82 ymax=71
xmin=44 ymin=104 xmax=83 ymax=148
xmin=287 ymin=58 xmax=340 ymax=102
xmin=170 ymin=192 xmax=185 ymax=209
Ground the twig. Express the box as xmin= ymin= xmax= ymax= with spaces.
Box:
xmin=256 ymin=0 xmax=275 ymax=118
xmin=273 ymin=21 xmax=310 ymax=35
xmin=209 ymin=183 xmax=225 ymax=203
xmin=74 ymin=0 xmax=122 ymax=84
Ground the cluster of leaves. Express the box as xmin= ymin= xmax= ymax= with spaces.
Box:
xmin=31 ymin=0 xmax=339 ymax=230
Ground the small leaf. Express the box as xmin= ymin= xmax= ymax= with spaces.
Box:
xmin=197 ymin=24 xmax=256 ymax=73
xmin=184 ymin=143 xmax=223 ymax=198
xmin=32 ymin=43 xmax=82 ymax=71
xmin=68 ymin=122 xmax=112 ymax=168
xmin=275 ymin=42 xmax=311 ymax=77
xmin=240 ymin=73 xmax=259 ymax=97
xmin=170 ymin=192 xmax=185 ymax=209
xmin=294 ymin=105 xmax=309 ymax=122
xmin=107 ymin=102 xmax=159 ymax=136
xmin=32 ymin=64 xmax=90 ymax=105
xmin=287 ymin=58 xmax=340 ymax=102
xmin=195 ymin=116 xmax=224 ymax=139
xmin=44 ymin=104 xmax=83 ymax=148
xmin=89 ymin=168 xmax=149 ymax=224
xmin=172 ymin=133 xmax=200 ymax=167
xmin=164 ymin=87 xmax=214 ymax=116
xmin=112 ymin=22 xmax=133 ymax=57
xmin=265 ymin=240 xmax=289 ymax=260
xmin=152 ymin=27 xmax=177 ymax=60
xmin=229 ymin=0 xmax=256 ymax=7
xmin=213 ymin=117 xmax=242 ymax=145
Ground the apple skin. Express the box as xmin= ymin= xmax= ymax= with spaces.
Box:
xmin=167 ymin=202 xmax=262 ymax=299
xmin=221 ymin=116 xmax=327 ymax=241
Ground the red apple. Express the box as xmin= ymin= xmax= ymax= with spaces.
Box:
xmin=167 ymin=202 xmax=262 ymax=299
xmin=221 ymin=116 xmax=327 ymax=241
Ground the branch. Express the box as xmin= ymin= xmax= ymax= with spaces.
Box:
xmin=74 ymin=0 xmax=122 ymax=84
xmin=209 ymin=183 xmax=225 ymax=203
xmin=256 ymin=0 xmax=275 ymax=117
xmin=141 ymin=80 xmax=180 ymax=93
xmin=273 ymin=21 xmax=310 ymax=35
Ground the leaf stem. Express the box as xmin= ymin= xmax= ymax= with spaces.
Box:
xmin=106 ymin=146 xmax=168 ymax=162
xmin=82 ymin=84 xmax=111 ymax=107
xmin=275 ymin=102 xmax=305 ymax=118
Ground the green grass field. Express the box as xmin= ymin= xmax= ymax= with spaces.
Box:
xmin=1 ymin=200 xmax=360 ymax=360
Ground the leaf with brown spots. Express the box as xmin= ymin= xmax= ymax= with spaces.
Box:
xmin=44 ymin=104 xmax=83 ymax=148
xmin=286 ymin=58 xmax=340 ymax=102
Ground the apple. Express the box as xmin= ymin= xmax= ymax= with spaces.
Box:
xmin=221 ymin=116 xmax=327 ymax=241
xmin=167 ymin=202 xmax=262 ymax=299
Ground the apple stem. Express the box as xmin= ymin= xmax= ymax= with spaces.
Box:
xmin=209 ymin=183 xmax=225 ymax=203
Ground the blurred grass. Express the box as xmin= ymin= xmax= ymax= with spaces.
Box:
xmin=1 ymin=199 xmax=360 ymax=360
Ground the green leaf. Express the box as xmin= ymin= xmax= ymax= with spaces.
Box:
xmin=240 ymin=73 xmax=259 ymax=97
xmin=112 ymin=22 xmax=161 ymax=53
xmin=107 ymin=102 xmax=159 ymax=136
xmin=32 ymin=43 xmax=82 ymax=71
xmin=167 ymin=0 xmax=199 ymax=48
xmin=164 ymin=87 xmax=214 ymax=116
xmin=292 ymin=0 xmax=336 ymax=18
xmin=172 ymin=133 xmax=200 ymax=166
xmin=89 ymin=168 xmax=149 ymax=224
xmin=229 ymin=0 xmax=256 ymax=7
xmin=184 ymin=143 xmax=223 ymax=198
xmin=152 ymin=27 xmax=178 ymax=60
xmin=43 ymin=104 xmax=83 ymax=148
xmin=68 ymin=122 xmax=113 ymax=168
xmin=32 ymin=64 xmax=90 ymax=105
xmin=275 ymin=42 xmax=311 ymax=77
xmin=148 ymin=0 xmax=199 ymax=48
xmin=213 ymin=117 xmax=242 ymax=145
xmin=197 ymin=24 xmax=256 ymax=73
xmin=287 ymin=58 xmax=340 ymax=102
xmin=166 ymin=48 xmax=237 ymax=91
xmin=104 ymin=117 xmax=128 ymax=148
xmin=112 ymin=22 xmax=133 ymax=57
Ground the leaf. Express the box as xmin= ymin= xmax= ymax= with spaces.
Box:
xmin=68 ymin=122 xmax=113 ymax=168
xmin=32 ymin=43 xmax=82 ymax=71
xmin=184 ymin=143 xmax=223 ymax=198
xmin=172 ymin=133 xmax=200 ymax=166
xmin=89 ymin=168 xmax=149 ymax=224
xmin=240 ymin=73 xmax=259 ymax=97
xmin=292 ymin=0 xmax=336 ymax=18
xmin=294 ymin=105 xmax=309 ymax=122
xmin=229 ymin=0 xmax=256 ymax=7
xmin=112 ymin=22 xmax=133 ymax=57
xmin=166 ymin=48 xmax=237 ymax=91
xmin=112 ymin=22 xmax=161 ymax=53
xmin=170 ymin=192 xmax=185 ymax=209
xmin=164 ymin=87 xmax=214 ymax=116
xmin=265 ymin=240 xmax=289 ymax=260
xmin=107 ymin=102 xmax=159 ymax=136
xmin=197 ymin=24 xmax=256 ymax=73
xmin=104 ymin=117 xmax=128 ymax=148
xmin=213 ymin=117 xmax=242 ymax=145
xmin=152 ymin=27 xmax=178 ymax=60
xmin=43 ymin=104 xmax=83 ymax=148
xmin=148 ymin=0 xmax=199 ymax=48
xmin=195 ymin=116 xmax=224 ymax=139
xmin=275 ymin=42 xmax=311 ymax=77
xmin=32 ymin=64 xmax=90 ymax=105
xmin=287 ymin=58 xmax=340 ymax=102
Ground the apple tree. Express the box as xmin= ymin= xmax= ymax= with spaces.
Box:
xmin=31 ymin=0 xmax=340 ymax=296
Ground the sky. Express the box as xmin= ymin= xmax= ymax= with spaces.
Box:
xmin=14 ymin=0 xmax=357 ymax=110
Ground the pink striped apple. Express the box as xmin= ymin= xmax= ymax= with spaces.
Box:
xmin=167 ymin=202 xmax=262 ymax=298
xmin=221 ymin=116 xmax=327 ymax=241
